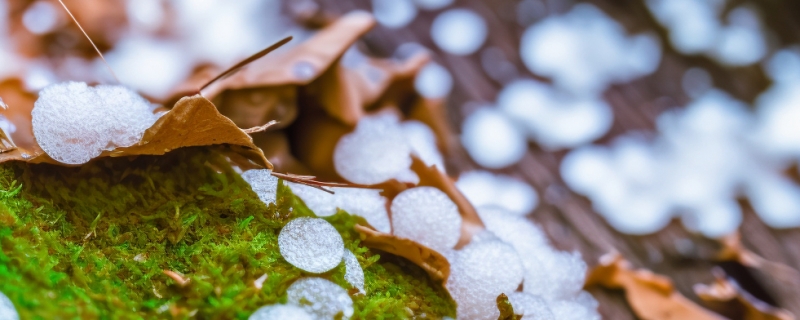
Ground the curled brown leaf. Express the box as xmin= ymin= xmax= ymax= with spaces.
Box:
xmin=586 ymin=253 xmax=725 ymax=320
xmin=695 ymin=268 xmax=795 ymax=320
xmin=354 ymin=224 xmax=450 ymax=283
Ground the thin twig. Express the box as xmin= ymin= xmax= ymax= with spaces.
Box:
xmin=162 ymin=270 xmax=191 ymax=287
xmin=270 ymin=172 xmax=374 ymax=194
xmin=57 ymin=0 xmax=120 ymax=84
xmin=242 ymin=120 xmax=279 ymax=134
xmin=199 ymin=36 xmax=293 ymax=92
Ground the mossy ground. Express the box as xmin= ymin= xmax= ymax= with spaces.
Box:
xmin=0 ymin=148 xmax=455 ymax=319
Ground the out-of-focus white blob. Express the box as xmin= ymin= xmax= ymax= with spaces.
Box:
xmin=461 ymin=106 xmax=528 ymax=168
xmin=520 ymin=4 xmax=662 ymax=94
xmin=278 ymin=218 xmax=344 ymax=273
xmin=372 ymin=0 xmax=417 ymax=28
xmin=446 ymin=239 xmax=525 ymax=320
xmin=390 ymin=187 xmax=462 ymax=253
xmin=412 ymin=0 xmax=453 ymax=10
xmin=343 ymin=250 xmax=366 ymax=294
xmin=746 ymin=173 xmax=800 ymax=228
xmin=24 ymin=62 xmax=58 ymax=92
xmin=334 ymin=113 xmax=412 ymax=184
xmin=126 ymin=0 xmax=165 ymax=32
xmin=105 ymin=37 xmax=194 ymax=99
xmin=647 ymin=0 xmax=721 ymax=54
xmin=173 ymin=0 xmax=289 ymax=67
xmin=681 ymin=68 xmax=713 ymax=99
xmin=506 ymin=292 xmax=554 ymax=320
xmin=681 ymin=200 xmax=742 ymax=239
xmin=563 ymin=88 xmax=800 ymax=236
xmin=249 ymin=304 xmax=313 ymax=320
xmin=647 ymin=0 xmax=767 ymax=66
xmin=498 ymin=79 xmax=613 ymax=150
xmin=402 ymin=120 xmax=445 ymax=170
xmin=456 ymin=171 xmax=539 ymax=216
xmin=754 ymin=82 xmax=800 ymax=160
xmin=713 ymin=7 xmax=767 ymax=66
xmin=241 ymin=169 xmax=279 ymax=206
xmin=32 ymin=82 xmax=159 ymax=164
xmin=288 ymin=183 xmax=392 ymax=233
xmin=286 ymin=277 xmax=354 ymax=320
xmin=764 ymin=48 xmax=800 ymax=84
xmin=560 ymin=146 xmax=615 ymax=197
xmin=22 ymin=1 xmax=61 ymax=35
xmin=0 ymin=291 xmax=18 ymax=320
xmin=431 ymin=9 xmax=488 ymax=55
xmin=414 ymin=62 xmax=453 ymax=99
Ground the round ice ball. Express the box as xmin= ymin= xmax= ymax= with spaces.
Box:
xmin=286 ymin=277 xmax=354 ymax=320
xmin=249 ymin=304 xmax=314 ymax=320
xmin=461 ymin=107 xmax=528 ymax=169
xmin=390 ymin=186 xmax=462 ymax=253
xmin=278 ymin=217 xmax=344 ymax=273
xmin=431 ymin=9 xmax=488 ymax=55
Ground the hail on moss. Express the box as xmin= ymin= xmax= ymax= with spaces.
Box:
xmin=0 ymin=148 xmax=454 ymax=319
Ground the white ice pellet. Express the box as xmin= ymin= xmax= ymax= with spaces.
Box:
xmin=431 ymin=9 xmax=487 ymax=56
xmin=523 ymin=250 xmax=587 ymax=300
xmin=343 ymin=250 xmax=366 ymax=294
xmin=519 ymin=3 xmax=661 ymax=94
xmin=446 ymin=239 xmax=525 ymax=320
xmin=647 ymin=0 xmax=766 ymax=66
xmin=475 ymin=207 xmax=551 ymax=260
xmin=547 ymin=291 xmax=601 ymax=320
xmin=402 ymin=120 xmax=445 ymax=170
xmin=456 ymin=171 xmax=539 ymax=216
xmin=249 ymin=304 xmax=314 ymax=320
xmin=746 ymin=173 xmax=800 ymax=228
xmin=286 ymin=277 xmax=354 ymax=320
xmin=32 ymin=82 xmax=159 ymax=165
xmin=372 ymin=0 xmax=417 ymax=29
xmin=681 ymin=199 xmax=742 ymax=239
xmin=414 ymin=62 xmax=453 ymax=99
xmin=334 ymin=113 xmax=412 ymax=184
xmin=560 ymin=146 xmax=616 ymax=197
xmin=506 ymin=292 xmax=554 ymax=320
xmin=0 ymin=291 xmax=18 ymax=320
xmin=278 ymin=218 xmax=344 ymax=273
xmin=390 ymin=187 xmax=462 ymax=253
xmin=412 ymin=0 xmax=453 ymax=10
xmin=288 ymin=183 xmax=391 ymax=233
xmin=764 ymin=48 xmax=800 ymax=84
xmin=497 ymin=79 xmax=613 ymax=150
xmin=241 ymin=169 xmax=279 ymax=206
xmin=461 ymin=107 xmax=528 ymax=169
xmin=22 ymin=1 xmax=60 ymax=35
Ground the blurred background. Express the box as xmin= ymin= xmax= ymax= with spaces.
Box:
xmin=2 ymin=0 xmax=800 ymax=318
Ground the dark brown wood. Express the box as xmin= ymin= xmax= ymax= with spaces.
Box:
xmin=289 ymin=0 xmax=800 ymax=318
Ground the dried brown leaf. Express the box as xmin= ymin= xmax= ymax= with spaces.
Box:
xmin=311 ymin=49 xmax=430 ymax=125
xmin=0 ymin=85 xmax=270 ymax=168
xmin=179 ymin=11 xmax=376 ymax=100
xmin=354 ymin=224 xmax=450 ymax=283
xmin=586 ymin=253 xmax=725 ymax=320
xmin=695 ymin=268 xmax=795 ymax=320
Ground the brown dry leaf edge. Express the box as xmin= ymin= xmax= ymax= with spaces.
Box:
xmin=695 ymin=268 xmax=795 ymax=320
xmin=0 ymin=83 xmax=270 ymax=169
xmin=586 ymin=253 xmax=725 ymax=320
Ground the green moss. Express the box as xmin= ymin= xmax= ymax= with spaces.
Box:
xmin=0 ymin=148 xmax=455 ymax=319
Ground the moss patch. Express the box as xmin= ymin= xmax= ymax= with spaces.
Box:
xmin=0 ymin=148 xmax=455 ymax=319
